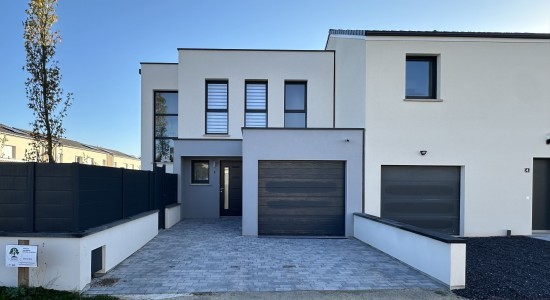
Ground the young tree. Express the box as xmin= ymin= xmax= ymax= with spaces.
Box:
xmin=23 ymin=0 xmax=72 ymax=163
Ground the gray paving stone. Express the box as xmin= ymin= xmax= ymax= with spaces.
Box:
xmin=85 ymin=217 xmax=444 ymax=294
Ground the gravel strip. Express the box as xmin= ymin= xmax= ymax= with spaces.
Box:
xmin=453 ymin=236 xmax=550 ymax=300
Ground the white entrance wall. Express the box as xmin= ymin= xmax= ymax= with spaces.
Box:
xmin=242 ymin=129 xmax=364 ymax=236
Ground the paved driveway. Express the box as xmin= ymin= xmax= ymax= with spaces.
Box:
xmin=85 ymin=218 xmax=443 ymax=295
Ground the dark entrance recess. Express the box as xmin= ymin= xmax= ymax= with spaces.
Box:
xmin=381 ymin=166 xmax=461 ymax=235
xmin=258 ymin=161 xmax=345 ymax=236
xmin=533 ymin=159 xmax=550 ymax=230
xmin=220 ymin=161 xmax=242 ymax=216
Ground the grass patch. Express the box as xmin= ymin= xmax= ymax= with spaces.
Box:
xmin=0 ymin=286 xmax=117 ymax=300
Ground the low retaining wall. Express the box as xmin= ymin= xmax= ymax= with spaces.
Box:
xmin=354 ymin=213 xmax=466 ymax=289
xmin=0 ymin=211 xmax=158 ymax=291
xmin=165 ymin=204 xmax=181 ymax=229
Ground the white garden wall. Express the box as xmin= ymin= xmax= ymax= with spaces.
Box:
xmin=0 ymin=212 xmax=158 ymax=291
xmin=354 ymin=213 xmax=466 ymax=289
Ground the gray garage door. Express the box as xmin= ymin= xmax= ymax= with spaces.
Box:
xmin=381 ymin=166 xmax=460 ymax=235
xmin=258 ymin=161 xmax=345 ymax=236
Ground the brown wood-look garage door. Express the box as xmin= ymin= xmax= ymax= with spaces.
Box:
xmin=381 ymin=166 xmax=460 ymax=235
xmin=258 ymin=161 xmax=345 ymax=236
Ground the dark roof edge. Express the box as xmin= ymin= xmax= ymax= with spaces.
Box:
xmin=329 ymin=29 xmax=550 ymax=40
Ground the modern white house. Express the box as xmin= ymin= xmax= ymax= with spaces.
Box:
xmin=141 ymin=29 xmax=550 ymax=238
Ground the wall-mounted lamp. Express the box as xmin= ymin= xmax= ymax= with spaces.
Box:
xmin=420 ymin=150 xmax=427 ymax=156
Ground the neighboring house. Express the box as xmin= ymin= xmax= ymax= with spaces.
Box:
xmin=141 ymin=30 xmax=550 ymax=237
xmin=0 ymin=123 xmax=140 ymax=169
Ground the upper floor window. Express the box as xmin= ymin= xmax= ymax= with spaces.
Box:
xmin=245 ymin=81 xmax=267 ymax=128
xmin=154 ymin=91 xmax=178 ymax=162
xmin=206 ymin=81 xmax=228 ymax=134
xmin=406 ymin=56 xmax=437 ymax=99
xmin=284 ymin=81 xmax=307 ymax=128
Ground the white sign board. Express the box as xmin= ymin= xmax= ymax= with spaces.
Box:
xmin=5 ymin=245 xmax=37 ymax=268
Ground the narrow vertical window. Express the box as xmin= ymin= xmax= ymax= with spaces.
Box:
xmin=154 ymin=91 xmax=178 ymax=162
xmin=284 ymin=82 xmax=307 ymax=128
xmin=406 ymin=56 xmax=437 ymax=99
xmin=206 ymin=81 xmax=228 ymax=134
xmin=245 ymin=81 xmax=267 ymax=127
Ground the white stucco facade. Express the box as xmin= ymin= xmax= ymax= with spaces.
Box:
xmin=178 ymin=49 xmax=335 ymax=139
xmin=140 ymin=63 xmax=178 ymax=173
xmin=140 ymin=30 xmax=550 ymax=238
xmin=327 ymin=33 xmax=550 ymax=236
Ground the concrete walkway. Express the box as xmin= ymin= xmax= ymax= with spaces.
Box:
xmin=85 ymin=218 xmax=444 ymax=295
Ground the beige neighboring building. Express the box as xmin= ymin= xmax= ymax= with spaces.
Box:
xmin=0 ymin=123 xmax=140 ymax=169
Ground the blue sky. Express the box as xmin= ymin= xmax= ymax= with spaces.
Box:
xmin=1 ymin=0 xmax=549 ymax=157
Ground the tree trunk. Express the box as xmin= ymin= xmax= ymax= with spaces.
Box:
xmin=41 ymin=42 xmax=54 ymax=163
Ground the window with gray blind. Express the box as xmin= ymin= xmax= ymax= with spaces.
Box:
xmin=206 ymin=81 xmax=229 ymax=134
xmin=245 ymin=81 xmax=267 ymax=127
xmin=284 ymin=82 xmax=307 ymax=128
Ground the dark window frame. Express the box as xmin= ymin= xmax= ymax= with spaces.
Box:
xmin=284 ymin=81 xmax=307 ymax=128
xmin=205 ymin=80 xmax=229 ymax=134
xmin=244 ymin=80 xmax=268 ymax=128
xmin=191 ymin=160 xmax=210 ymax=184
xmin=153 ymin=90 xmax=178 ymax=163
xmin=406 ymin=56 xmax=437 ymax=99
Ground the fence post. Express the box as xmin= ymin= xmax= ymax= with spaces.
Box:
xmin=153 ymin=165 xmax=166 ymax=229
xmin=72 ymin=163 xmax=80 ymax=232
xmin=27 ymin=163 xmax=35 ymax=232
xmin=121 ymin=168 xmax=125 ymax=219
xmin=17 ymin=240 xmax=29 ymax=287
